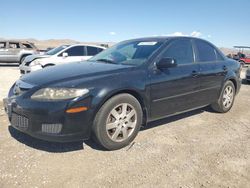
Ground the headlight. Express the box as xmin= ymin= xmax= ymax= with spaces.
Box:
xmin=30 ymin=59 xmax=42 ymax=66
xmin=31 ymin=88 xmax=89 ymax=100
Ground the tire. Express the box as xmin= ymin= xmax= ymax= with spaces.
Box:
xmin=211 ymin=80 xmax=235 ymax=113
xmin=92 ymin=94 xmax=143 ymax=150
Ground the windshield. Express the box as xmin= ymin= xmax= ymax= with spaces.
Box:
xmin=90 ymin=40 xmax=163 ymax=66
xmin=46 ymin=45 xmax=69 ymax=55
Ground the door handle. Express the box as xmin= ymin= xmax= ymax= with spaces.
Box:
xmin=192 ymin=70 xmax=199 ymax=77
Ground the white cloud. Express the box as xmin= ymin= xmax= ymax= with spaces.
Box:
xmin=109 ymin=32 xmax=116 ymax=36
xmin=167 ymin=32 xmax=186 ymax=36
xmin=190 ymin=31 xmax=202 ymax=37
xmin=207 ymin=34 xmax=212 ymax=38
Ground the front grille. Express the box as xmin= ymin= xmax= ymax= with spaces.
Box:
xmin=42 ymin=124 xmax=62 ymax=134
xmin=11 ymin=113 xmax=29 ymax=130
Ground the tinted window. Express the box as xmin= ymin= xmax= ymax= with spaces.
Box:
xmin=87 ymin=46 xmax=101 ymax=56
xmin=22 ymin=43 xmax=32 ymax=49
xmin=64 ymin=46 xmax=85 ymax=56
xmin=162 ymin=40 xmax=194 ymax=65
xmin=9 ymin=42 xmax=20 ymax=49
xmin=0 ymin=42 xmax=6 ymax=48
xmin=195 ymin=40 xmax=216 ymax=62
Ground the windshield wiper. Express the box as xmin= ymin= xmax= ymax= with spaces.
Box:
xmin=96 ymin=59 xmax=116 ymax=64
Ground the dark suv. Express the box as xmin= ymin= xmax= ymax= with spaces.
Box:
xmin=0 ymin=40 xmax=38 ymax=64
xmin=3 ymin=37 xmax=241 ymax=150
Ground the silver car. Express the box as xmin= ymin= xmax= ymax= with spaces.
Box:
xmin=0 ymin=40 xmax=38 ymax=64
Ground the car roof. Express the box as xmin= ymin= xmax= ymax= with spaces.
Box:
xmin=0 ymin=40 xmax=33 ymax=44
xmin=124 ymin=36 xmax=207 ymax=42
xmin=68 ymin=43 xmax=107 ymax=49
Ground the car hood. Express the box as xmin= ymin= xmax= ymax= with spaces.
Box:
xmin=21 ymin=61 xmax=134 ymax=86
xmin=24 ymin=54 xmax=51 ymax=65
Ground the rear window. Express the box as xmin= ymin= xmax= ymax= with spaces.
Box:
xmin=0 ymin=42 xmax=6 ymax=48
xmin=195 ymin=40 xmax=216 ymax=62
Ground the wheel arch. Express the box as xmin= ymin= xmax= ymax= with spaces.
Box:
xmin=20 ymin=53 xmax=32 ymax=61
xmin=94 ymin=89 xmax=148 ymax=126
xmin=42 ymin=63 xmax=55 ymax=68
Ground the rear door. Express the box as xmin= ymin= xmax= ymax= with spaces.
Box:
xmin=86 ymin=46 xmax=103 ymax=60
xmin=7 ymin=42 xmax=21 ymax=62
xmin=149 ymin=38 xmax=200 ymax=120
xmin=193 ymin=39 xmax=225 ymax=105
xmin=0 ymin=42 xmax=8 ymax=62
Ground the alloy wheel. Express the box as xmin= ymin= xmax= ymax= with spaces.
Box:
xmin=106 ymin=103 xmax=137 ymax=142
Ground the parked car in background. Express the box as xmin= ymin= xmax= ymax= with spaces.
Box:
xmin=246 ymin=67 xmax=250 ymax=83
xmin=19 ymin=44 xmax=106 ymax=74
xmin=0 ymin=40 xmax=38 ymax=64
xmin=4 ymin=37 xmax=241 ymax=150
xmin=38 ymin=47 xmax=54 ymax=55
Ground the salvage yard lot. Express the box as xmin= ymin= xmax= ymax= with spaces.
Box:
xmin=0 ymin=65 xmax=249 ymax=187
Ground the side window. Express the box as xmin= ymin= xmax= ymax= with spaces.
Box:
xmin=162 ymin=40 xmax=194 ymax=65
xmin=9 ymin=42 xmax=20 ymax=49
xmin=195 ymin=40 xmax=216 ymax=62
xmin=0 ymin=42 xmax=6 ymax=48
xmin=22 ymin=43 xmax=32 ymax=49
xmin=64 ymin=46 xmax=85 ymax=56
xmin=87 ymin=46 xmax=100 ymax=56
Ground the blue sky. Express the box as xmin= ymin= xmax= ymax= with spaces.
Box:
xmin=1 ymin=0 xmax=250 ymax=47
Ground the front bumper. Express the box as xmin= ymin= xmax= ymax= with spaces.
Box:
xmin=3 ymin=96 xmax=93 ymax=142
xmin=19 ymin=64 xmax=43 ymax=75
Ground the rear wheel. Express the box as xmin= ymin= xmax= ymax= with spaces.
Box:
xmin=211 ymin=80 xmax=235 ymax=113
xmin=92 ymin=94 xmax=143 ymax=150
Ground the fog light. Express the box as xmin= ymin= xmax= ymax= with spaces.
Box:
xmin=42 ymin=123 xmax=62 ymax=134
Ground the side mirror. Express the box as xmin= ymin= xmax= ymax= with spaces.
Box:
xmin=62 ymin=52 xmax=68 ymax=58
xmin=156 ymin=58 xmax=177 ymax=69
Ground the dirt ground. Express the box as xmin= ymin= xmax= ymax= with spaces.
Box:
xmin=0 ymin=65 xmax=249 ymax=188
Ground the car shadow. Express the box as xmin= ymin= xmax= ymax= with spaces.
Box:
xmin=8 ymin=126 xmax=84 ymax=153
xmin=8 ymin=106 xmax=212 ymax=152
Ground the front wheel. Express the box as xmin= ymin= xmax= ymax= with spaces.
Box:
xmin=92 ymin=94 xmax=143 ymax=150
xmin=211 ymin=80 xmax=235 ymax=113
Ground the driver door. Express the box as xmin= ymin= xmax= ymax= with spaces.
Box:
xmin=57 ymin=46 xmax=86 ymax=64
xmin=149 ymin=39 xmax=200 ymax=121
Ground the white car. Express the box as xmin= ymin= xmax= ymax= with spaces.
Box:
xmin=19 ymin=44 xmax=106 ymax=74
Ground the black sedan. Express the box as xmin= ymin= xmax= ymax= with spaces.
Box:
xmin=3 ymin=37 xmax=241 ymax=150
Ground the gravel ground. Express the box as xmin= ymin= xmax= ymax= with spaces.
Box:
xmin=0 ymin=65 xmax=249 ymax=188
